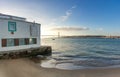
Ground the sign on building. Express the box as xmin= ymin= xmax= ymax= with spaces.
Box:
xmin=30 ymin=24 xmax=38 ymax=37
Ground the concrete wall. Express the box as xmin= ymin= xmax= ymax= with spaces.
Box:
xmin=0 ymin=18 xmax=41 ymax=51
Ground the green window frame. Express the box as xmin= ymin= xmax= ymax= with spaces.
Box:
xmin=8 ymin=21 xmax=17 ymax=32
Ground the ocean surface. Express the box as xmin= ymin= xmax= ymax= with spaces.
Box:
xmin=41 ymin=37 xmax=120 ymax=70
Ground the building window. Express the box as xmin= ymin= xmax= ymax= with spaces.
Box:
xmin=29 ymin=38 xmax=32 ymax=44
xmin=25 ymin=38 xmax=29 ymax=45
xmin=2 ymin=39 xmax=7 ymax=47
xmin=32 ymin=38 xmax=37 ymax=44
xmin=29 ymin=38 xmax=37 ymax=44
xmin=7 ymin=39 xmax=14 ymax=46
xmin=19 ymin=38 xmax=25 ymax=45
xmin=1 ymin=38 xmax=37 ymax=47
xmin=14 ymin=39 xmax=19 ymax=46
xmin=8 ymin=21 xmax=17 ymax=32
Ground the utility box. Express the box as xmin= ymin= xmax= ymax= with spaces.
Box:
xmin=0 ymin=13 xmax=41 ymax=52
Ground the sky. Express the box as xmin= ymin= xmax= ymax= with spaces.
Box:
xmin=0 ymin=0 xmax=120 ymax=36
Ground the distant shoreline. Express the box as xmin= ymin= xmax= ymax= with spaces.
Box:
xmin=61 ymin=35 xmax=120 ymax=39
xmin=42 ymin=35 xmax=120 ymax=39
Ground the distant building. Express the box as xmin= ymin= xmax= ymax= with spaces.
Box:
xmin=0 ymin=13 xmax=41 ymax=52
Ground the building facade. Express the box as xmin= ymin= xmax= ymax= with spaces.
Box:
xmin=0 ymin=14 xmax=41 ymax=52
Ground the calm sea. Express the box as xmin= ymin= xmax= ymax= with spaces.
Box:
xmin=41 ymin=37 xmax=120 ymax=70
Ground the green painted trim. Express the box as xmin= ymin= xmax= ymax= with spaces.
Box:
xmin=8 ymin=21 xmax=17 ymax=32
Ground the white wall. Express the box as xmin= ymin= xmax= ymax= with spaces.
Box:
xmin=0 ymin=19 xmax=41 ymax=51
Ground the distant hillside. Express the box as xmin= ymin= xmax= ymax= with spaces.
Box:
xmin=61 ymin=35 xmax=120 ymax=39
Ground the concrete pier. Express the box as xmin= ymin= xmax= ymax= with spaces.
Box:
xmin=0 ymin=46 xmax=52 ymax=59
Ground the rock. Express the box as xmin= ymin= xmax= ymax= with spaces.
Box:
xmin=0 ymin=46 xmax=52 ymax=59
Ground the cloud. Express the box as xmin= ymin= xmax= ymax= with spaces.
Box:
xmin=72 ymin=5 xmax=77 ymax=9
xmin=61 ymin=10 xmax=72 ymax=21
xmin=98 ymin=28 xmax=103 ymax=31
xmin=61 ymin=5 xmax=77 ymax=21
xmin=52 ymin=26 xmax=89 ymax=31
xmin=39 ymin=5 xmax=77 ymax=35
xmin=42 ymin=5 xmax=77 ymax=28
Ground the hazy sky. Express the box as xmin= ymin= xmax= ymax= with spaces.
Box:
xmin=0 ymin=0 xmax=120 ymax=36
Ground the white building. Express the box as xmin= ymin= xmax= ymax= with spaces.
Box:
xmin=0 ymin=13 xmax=41 ymax=52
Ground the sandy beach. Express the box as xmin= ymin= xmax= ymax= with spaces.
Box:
xmin=0 ymin=58 xmax=120 ymax=77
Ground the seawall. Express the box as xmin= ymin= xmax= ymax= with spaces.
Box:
xmin=0 ymin=46 xmax=52 ymax=59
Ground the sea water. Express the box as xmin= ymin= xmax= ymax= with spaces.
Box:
xmin=41 ymin=37 xmax=120 ymax=70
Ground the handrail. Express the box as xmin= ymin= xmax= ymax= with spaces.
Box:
xmin=0 ymin=13 xmax=26 ymax=21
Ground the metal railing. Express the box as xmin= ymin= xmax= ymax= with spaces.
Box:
xmin=0 ymin=13 xmax=26 ymax=21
